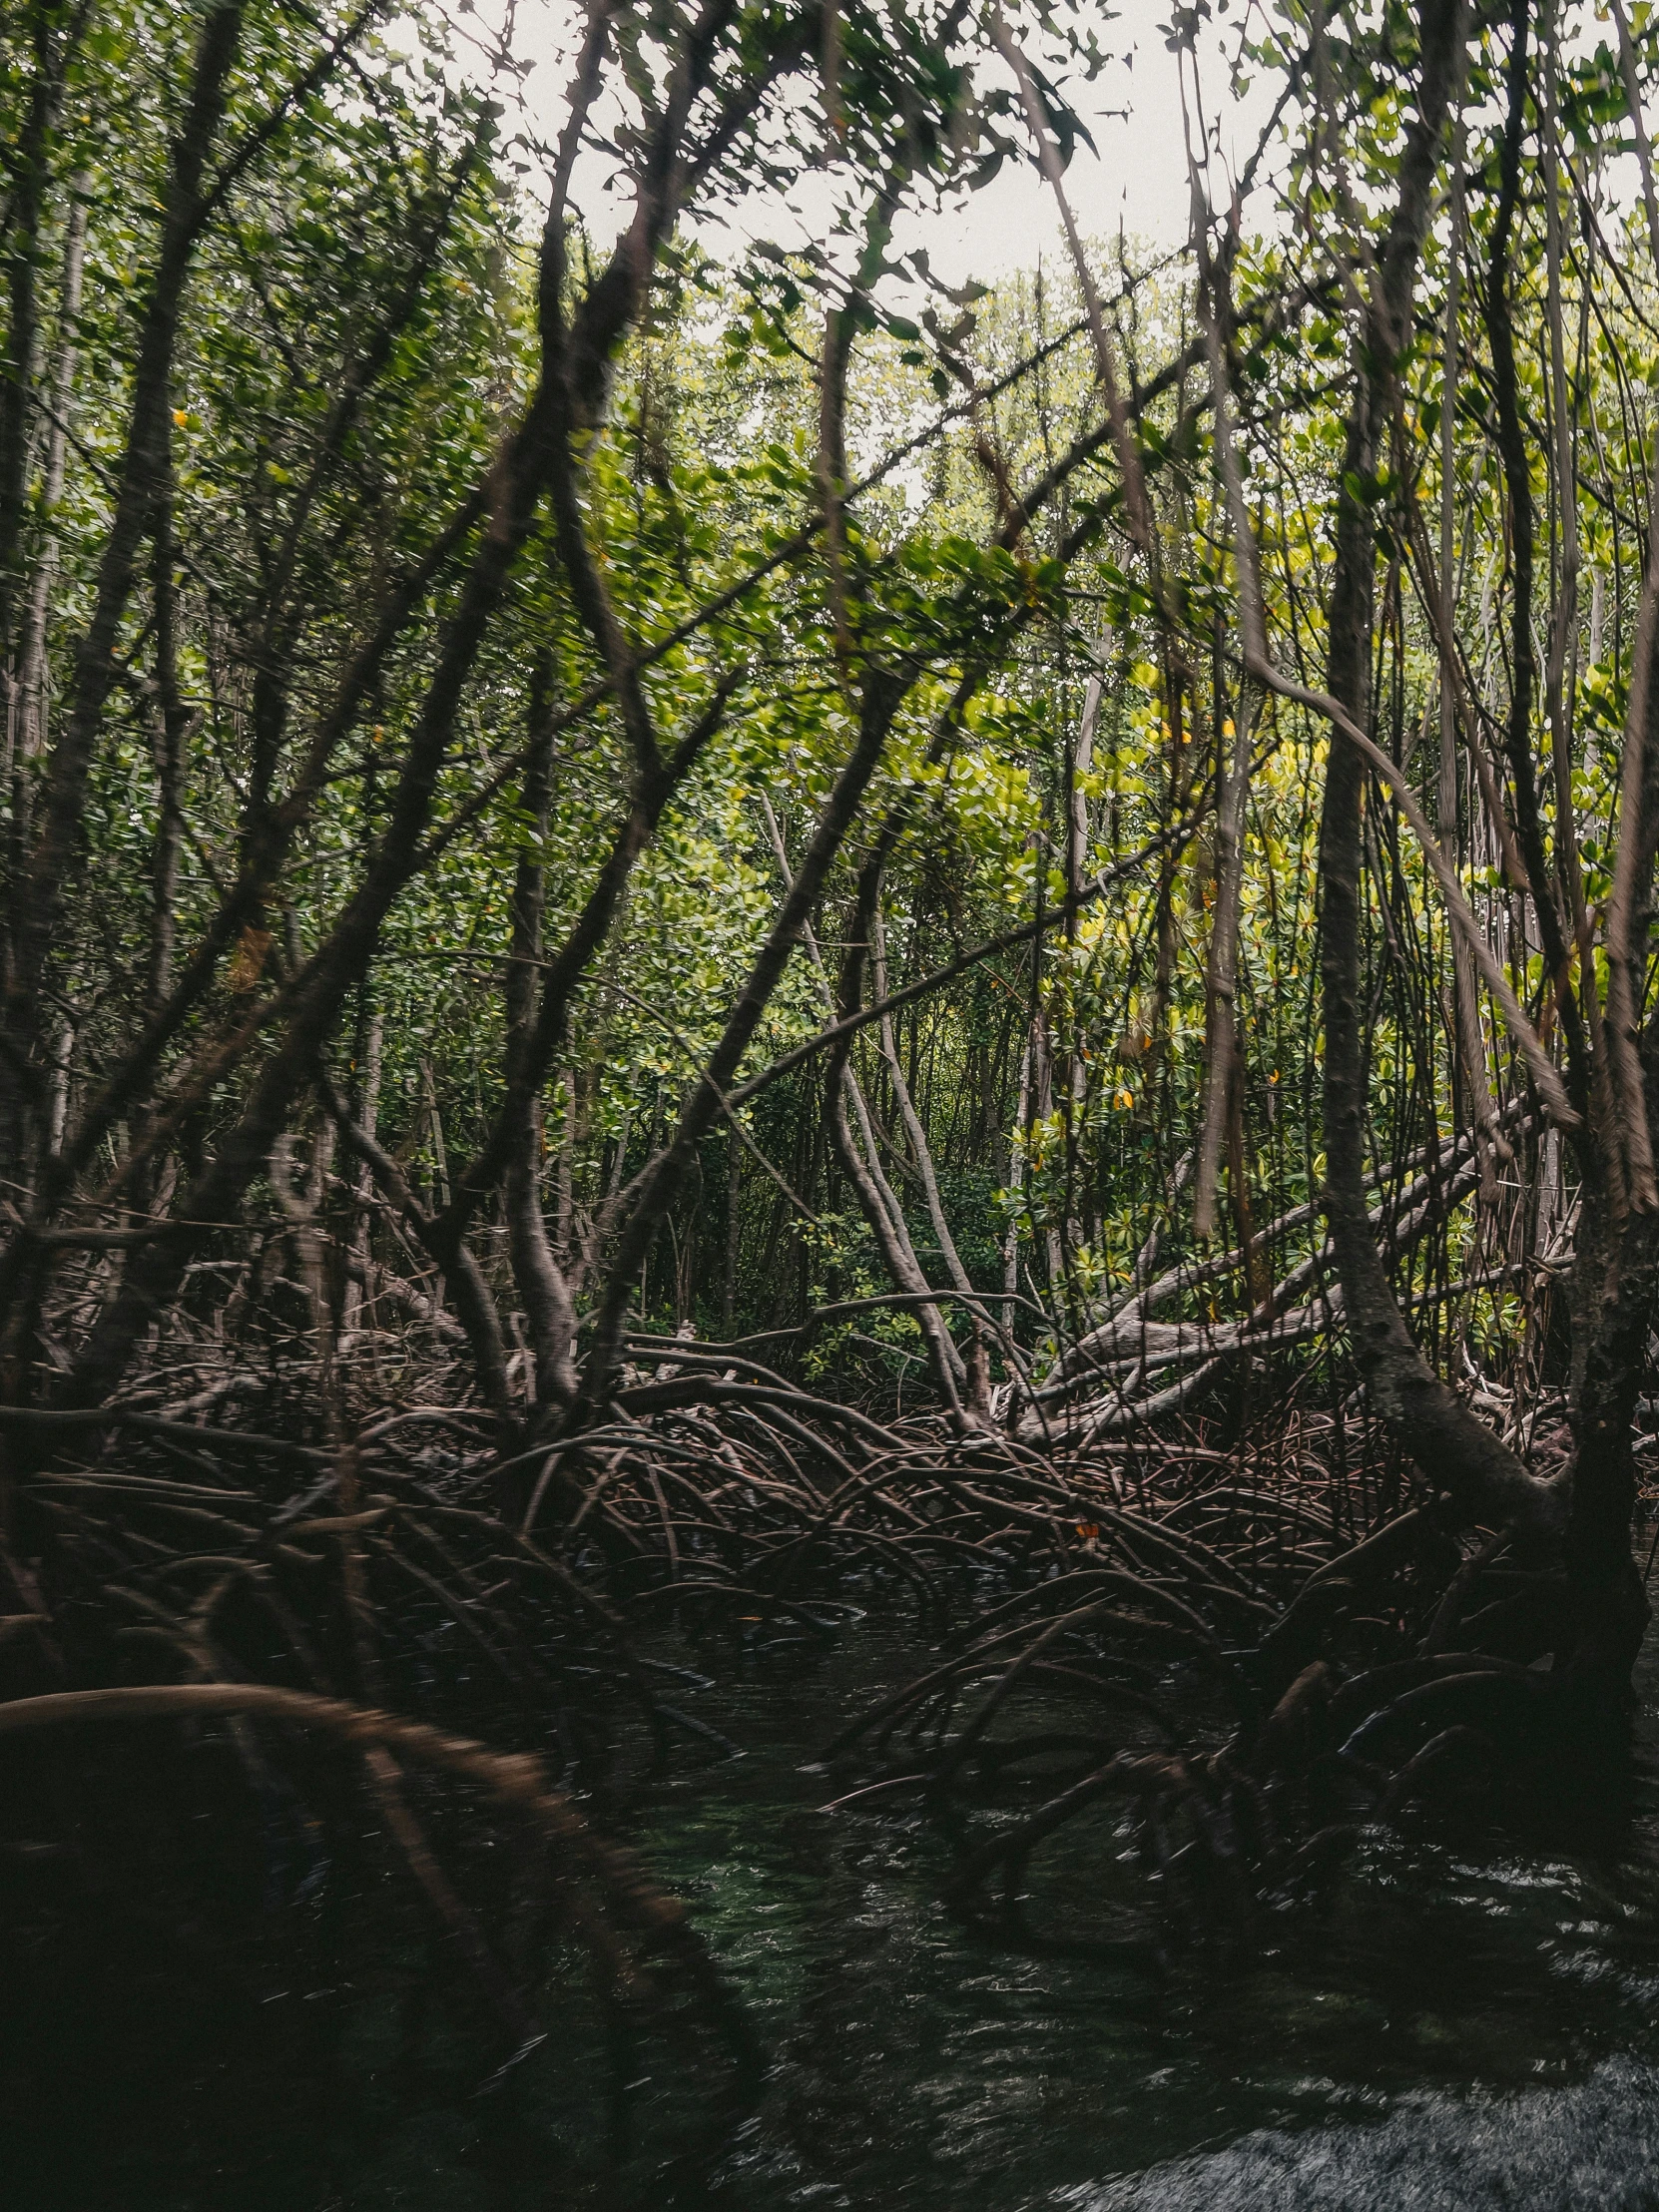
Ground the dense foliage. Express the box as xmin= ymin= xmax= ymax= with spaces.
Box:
xmin=20 ymin=0 xmax=1659 ymax=2190
xmin=1 ymin=3 xmax=1651 ymax=1448
xmin=3 ymin=0 xmax=1659 ymax=1544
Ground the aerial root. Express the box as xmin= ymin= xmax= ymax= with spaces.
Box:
xmin=0 ymin=1680 xmax=760 ymax=2086
xmin=0 ymin=1379 xmax=1584 ymax=2005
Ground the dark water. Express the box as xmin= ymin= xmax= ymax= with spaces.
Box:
xmin=13 ymin=1607 xmax=1659 ymax=2208
xmin=620 ymin=1612 xmax=1659 ymax=2212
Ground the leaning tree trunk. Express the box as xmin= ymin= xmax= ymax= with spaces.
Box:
xmin=1319 ymin=0 xmax=1651 ymax=1707
xmin=1319 ymin=0 xmax=1551 ymax=1525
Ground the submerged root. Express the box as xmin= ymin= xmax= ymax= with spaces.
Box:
xmin=0 ymin=1370 xmax=1634 ymax=2101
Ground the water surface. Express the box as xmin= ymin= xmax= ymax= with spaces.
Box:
xmin=625 ymin=1607 xmax=1659 ymax=2210
xmin=13 ymin=1602 xmax=1659 ymax=2208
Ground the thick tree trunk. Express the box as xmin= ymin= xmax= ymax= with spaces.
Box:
xmin=1563 ymin=1173 xmax=1657 ymax=1701
xmin=1318 ymin=0 xmax=1561 ymax=1539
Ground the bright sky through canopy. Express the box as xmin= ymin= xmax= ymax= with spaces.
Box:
xmin=493 ymin=0 xmax=1285 ymax=277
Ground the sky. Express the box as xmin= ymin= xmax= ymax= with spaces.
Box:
xmin=436 ymin=1 xmax=1647 ymax=293
xmin=482 ymin=1 xmax=1286 ymax=283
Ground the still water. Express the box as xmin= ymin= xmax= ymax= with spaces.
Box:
xmin=13 ymin=1607 xmax=1659 ymax=2208
xmin=626 ymin=1613 xmax=1659 ymax=2211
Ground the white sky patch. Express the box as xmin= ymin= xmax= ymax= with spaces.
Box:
xmin=435 ymin=2 xmax=1647 ymax=291
xmin=446 ymin=0 xmax=1284 ymax=276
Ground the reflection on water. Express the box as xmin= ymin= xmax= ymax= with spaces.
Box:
xmin=13 ymin=1599 xmax=1659 ymax=2207
xmin=1058 ymin=2058 xmax=1659 ymax=2210
xmin=624 ymin=1605 xmax=1659 ymax=2210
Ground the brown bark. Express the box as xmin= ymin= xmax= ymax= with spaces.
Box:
xmin=2 ymin=1 xmax=244 ymax=1193
xmin=38 ymin=2 xmax=755 ymax=1414
xmin=1315 ymin=0 xmax=1560 ymax=1535
xmin=503 ymin=657 xmax=578 ymax=1409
